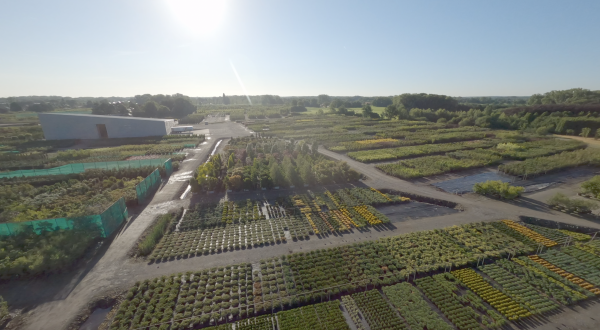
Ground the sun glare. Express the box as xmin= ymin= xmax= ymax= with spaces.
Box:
xmin=166 ymin=0 xmax=228 ymax=37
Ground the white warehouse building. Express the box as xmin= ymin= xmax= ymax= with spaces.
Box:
xmin=38 ymin=113 xmax=177 ymax=140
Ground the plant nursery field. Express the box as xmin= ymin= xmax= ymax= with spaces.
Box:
xmin=0 ymin=134 xmax=203 ymax=172
xmin=109 ymin=219 xmax=600 ymax=330
xmin=376 ymin=138 xmax=588 ymax=179
xmin=0 ymin=168 xmax=157 ymax=223
xmin=146 ymin=187 xmax=410 ymax=262
xmin=193 ymin=137 xmax=361 ymax=193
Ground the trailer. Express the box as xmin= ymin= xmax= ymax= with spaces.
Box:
xmin=171 ymin=126 xmax=194 ymax=133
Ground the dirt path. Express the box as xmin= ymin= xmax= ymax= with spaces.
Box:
xmin=554 ymin=134 xmax=600 ymax=148
xmin=14 ymin=133 xmax=600 ymax=330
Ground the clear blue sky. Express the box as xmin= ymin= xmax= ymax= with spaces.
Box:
xmin=1 ymin=0 xmax=599 ymax=98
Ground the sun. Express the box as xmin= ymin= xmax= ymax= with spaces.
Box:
xmin=166 ymin=0 xmax=228 ymax=37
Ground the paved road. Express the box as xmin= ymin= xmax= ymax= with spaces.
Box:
xmin=318 ymin=147 xmax=600 ymax=229
xmin=10 ymin=132 xmax=600 ymax=330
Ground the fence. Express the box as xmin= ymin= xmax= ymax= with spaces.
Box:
xmin=0 ymin=197 xmax=128 ymax=238
xmin=136 ymin=169 xmax=162 ymax=204
xmin=0 ymin=158 xmax=170 ymax=179
xmin=0 ymin=158 xmax=173 ymax=237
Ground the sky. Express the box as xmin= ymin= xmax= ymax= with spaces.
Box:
xmin=0 ymin=0 xmax=599 ymax=98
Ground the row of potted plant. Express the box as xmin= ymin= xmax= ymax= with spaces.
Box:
xmin=382 ymin=282 xmax=453 ymax=330
xmin=527 ymin=255 xmax=600 ymax=294
xmin=478 ymin=263 xmax=559 ymax=314
xmin=352 ymin=290 xmax=408 ymax=330
xmin=496 ymin=258 xmax=589 ymax=306
xmin=538 ymin=250 xmax=600 ymax=287
xmin=501 ymin=220 xmax=557 ymax=247
xmin=452 ymin=268 xmax=531 ymax=321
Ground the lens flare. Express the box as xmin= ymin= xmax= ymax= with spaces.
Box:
xmin=166 ymin=0 xmax=228 ymax=37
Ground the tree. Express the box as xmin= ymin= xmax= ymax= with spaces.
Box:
xmin=362 ymin=105 xmax=373 ymax=118
xmin=458 ymin=117 xmax=475 ymax=127
xmin=157 ymin=105 xmax=171 ymax=118
xmin=581 ymin=127 xmax=592 ymax=137
xmin=581 ymin=176 xmax=600 ymax=198
xmin=261 ymin=95 xmax=275 ymax=105
xmin=317 ymin=94 xmax=331 ymax=106
xmin=172 ymin=97 xmax=197 ymax=118
xmin=316 ymin=109 xmax=324 ymax=116
xmin=28 ymin=102 xmax=54 ymax=112
xmin=383 ymin=104 xmax=399 ymax=119
xmin=473 ymin=180 xmax=524 ymax=199
xmin=283 ymin=157 xmax=301 ymax=186
xmin=299 ymin=162 xmax=315 ymax=185
xmin=338 ymin=107 xmax=348 ymax=115
xmin=270 ymin=163 xmax=285 ymax=187
xmin=394 ymin=93 xmax=459 ymax=111
xmin=9 ymin=102 xmax=22 ymax=112
xmin=371 ymin=97 xmax=393 ymax=107
xmin=143 ymin=101 xmax=159 ymax=117
xmin=91 ymin=100 xmax=115 ymax=115
xmin=227 ymin=175 xmax=242 ymax=190
xmin=227 ymin=154 xmax=235 ymax=169
xmin=115 ymin=103 xmax=128 ymax=116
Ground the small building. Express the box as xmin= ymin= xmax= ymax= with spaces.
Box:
xmin=38 ymin=113 xmax=176 ymax=140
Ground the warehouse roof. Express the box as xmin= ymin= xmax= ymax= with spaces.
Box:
xmin=39 ymin=112 xmax=175 ymax=122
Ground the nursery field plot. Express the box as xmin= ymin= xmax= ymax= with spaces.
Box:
xmin=109 ymin=220 xmax=600 ymax=330
xmin=415 ymin=274 xmax=505 ymax=329
xmin=538 ymin=250 xmax=600 ymax=286
xmin=433 ymin=171 xmax=516 ymax=194
xmin=452 ymin=268 xmax=532 ymax=321
xmin=277 ymin=300 xmax=349 ymax=330
xmin=524 ymin=223 xmax=572 ymax=243
xmin=340 ymin=295 xmax=367 ymax=330
xmin=329 ymin=128 xmax=495 ymax=152
xmin=376 ymin=201 xmax=459 ymax=223
xmin=149 ymin=216 xmax=311 ymax=262
xmin=494 ymin=258 xmax=591 ymax=306
xmin=351 ymin=290 xmax=408 ymax=330
xmin=376 ymin=153 xmax=500 ymax=180
xmin=380 ymin=221 xmax=529 ymax=273
xmin=382 ymin=282 xmax=453 ymax=330
xmin=287 ymin=241 xmax=403 ymax=296
xmin=478 ymin=263 xmax=560 ymax=314
xmin=109 ymin=263 xmax=257 ymax=330
xmin=500 ymin=220 xmax=558 ymax=247
xmin=527 ymin=255 xmax=600 ymax=295
xmin=348 ymin=139 xmax=498 ymax=163
xmin=148 ymin=188 xmax=415 ymax=262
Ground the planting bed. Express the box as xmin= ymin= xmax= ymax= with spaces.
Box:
xmin=148 ymin=188 xmax=412 ymax=261
xmin=109 ymin=219 xmax=600 ymax=330
xmin=382 ymin=282 xmax=452 ymax=330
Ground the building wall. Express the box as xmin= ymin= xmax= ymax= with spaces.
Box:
xmin=39 ymin=113 xmax=175 ymax=140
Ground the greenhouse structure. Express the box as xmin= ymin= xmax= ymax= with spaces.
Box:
xmin=38 ymin=113 xmax=177 ymax=140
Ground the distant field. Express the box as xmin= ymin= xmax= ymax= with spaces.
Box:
xmin=305 ymin=106 xmax=386 ymax=115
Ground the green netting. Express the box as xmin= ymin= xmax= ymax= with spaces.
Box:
xmin=100 ymin=198 xmax=128 ymax=237
xmin=183 ymin=144 xmax=196 ymax=148
xmin=0 ymin=197 xmax=127 ymax=238
xmin=164 ymin=158 xmax=173 ymax=176
xmin=136 ymin=169 xmax=161 ymax=204
xmin=0 ymin=158 xmax=169 ymax=179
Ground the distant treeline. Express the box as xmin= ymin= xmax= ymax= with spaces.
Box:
xmin=503 ymin=104 xmax=600 ymax=116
